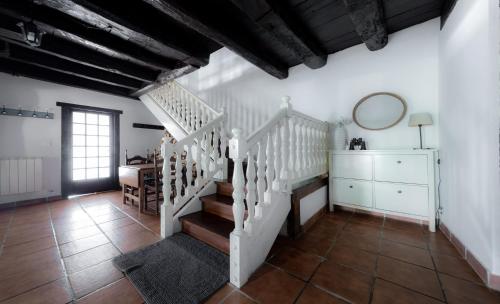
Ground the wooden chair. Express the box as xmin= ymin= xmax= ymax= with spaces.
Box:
xmin=144 ymin=150 xmax=173 ymax=215
xmin=123 ymin=149 xmax=147 ymax=206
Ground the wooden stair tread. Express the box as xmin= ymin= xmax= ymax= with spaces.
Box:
xmin=180 ymin=211 xmax=233 ymax=254
xmin=201 ymin=193 xmax=233 ymax=206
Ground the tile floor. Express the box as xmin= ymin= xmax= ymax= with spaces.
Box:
xmin=1 ymin=192 xmax=499 ymax=304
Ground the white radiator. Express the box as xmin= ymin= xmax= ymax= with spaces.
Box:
xmin=0 ymin=158 xmax=43 ymax=195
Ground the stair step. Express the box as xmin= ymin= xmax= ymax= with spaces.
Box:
xmin=216 ymin=181 xmax=233 ymax=196
xmin=201 ymin=193 xmax=248 ymax=222
xmin=180 ymin=211 xmax=233 ymax=254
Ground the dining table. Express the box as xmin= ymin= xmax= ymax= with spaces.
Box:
xmin=119 ymin=163 xmax=159 ymax=214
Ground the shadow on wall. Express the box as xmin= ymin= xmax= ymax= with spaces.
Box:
xmin=179 ymin=53 xmax=284 ymax=136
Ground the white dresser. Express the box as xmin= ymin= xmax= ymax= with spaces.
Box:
xmin=329 ymin=150 xmax=439 ymax=231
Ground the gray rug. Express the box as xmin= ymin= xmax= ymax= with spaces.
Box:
xmin=113 ymin=233 xmax=229 ymax=304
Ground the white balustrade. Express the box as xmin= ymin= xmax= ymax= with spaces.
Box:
xmin=148 ymin=80 xmax=221 ymax=134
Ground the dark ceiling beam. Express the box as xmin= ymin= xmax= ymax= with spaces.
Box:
xmin=440 ymin=0 xmax=458 ymax=29
xmin=141 ymin=0 xmax=289 ymax=79
xmin=231 ymin=0 xmax=327 ymax=69
xmin=342 ymin=0 xmax=388 ymax=51
xmin=0 ymin=28 xmax=158 ymax=83
xmin=3 ymin=43 xmax=144 ymax=90
xmin=0 ymin=58 xmax=134 ymax=98
xmin=38 ymin=0 xmax=209 ymax=67
xmin=0 ymin=2 xmax=183 ymax=71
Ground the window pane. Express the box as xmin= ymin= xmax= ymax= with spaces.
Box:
xmin=86 ymin=124 xmax=98 ymax=135
xmin=73 ymin=169 xmax=85 ymax=181
xmin=99 ymin=167 xmax=110 ymax=178
xmin=72 ymin=158 xmax=86 ymax=169
xmin=86 ymin=168 xmax=98 ymax=179
xmin=73 ymin=123 xmax=85 ymax=135
xmin=86 ymin=136 xmax=98 ymax=146
xmin=86 ymin=147 xmax=98 ymax=157
xmin=99 ymin=146 xmax=110 ymax=157
xmin=98 ymin=136 xmax=109 ymax=147
xmin=73 ymin=112 xmax=85 ymax=123
xmin=87 ymin=157 xmax=98 ymax=168
xmin=73 ymin=135 xmax=85 ymax=146
xmin=73 ymin=147 xmax=85 ymax=157
xmin=98 ymin=157 xmax=109 ymax=167
xmin=98 ymin=115 xmax=109 ymax=126
xmin=87 ymin=113 xmax=98 ymax=125
xmin=98 ymin=125 xmax=109 ymax=136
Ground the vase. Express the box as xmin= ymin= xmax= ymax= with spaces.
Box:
xmin=333 ymin=123 xmax=348 ymax=150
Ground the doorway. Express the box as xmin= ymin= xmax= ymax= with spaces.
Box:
xmin=58 ymin=102 xmax=121 ymax=197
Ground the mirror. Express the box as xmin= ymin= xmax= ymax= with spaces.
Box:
xmin=352 ymin=92 xmax=407 ymax=130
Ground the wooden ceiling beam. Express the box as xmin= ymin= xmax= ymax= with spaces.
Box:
xmin=0 ymin=57 xmax=134 ymax=98
xmin=231 ymin=0 xmax=327 ymax=69
xmin=342 ymin=0 xmax=388 ymax=51
xmin=38 ymin=0 xmax=210 ymax=67
xmin=141 ymin=0 xmax=289 ymax=79
xmin=3 ymin=43 xmax=144 ymax=90
xmin=0 ymin=15 xmax=159 ymax=83
xmin=0 ymin=2 xmax=184 ymax=71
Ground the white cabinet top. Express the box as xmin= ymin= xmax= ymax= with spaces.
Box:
xmin=330 ymin=149 xmax=437 ymax=156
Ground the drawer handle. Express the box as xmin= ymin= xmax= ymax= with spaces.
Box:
xmin=349 ymin=185 xmax=353 ymax=189
xmin=397 ymin=160 xmax=402 ymax=164
xmin=397 ymin=190 xmax=403 ymax=194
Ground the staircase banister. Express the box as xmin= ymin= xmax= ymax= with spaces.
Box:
xmin=176 ymin=113 xmax=225 ymax=147
xmin=246 ymin=108 xmax=287 ymax=148
xmin=172 ymin=81 xmax=222 ymax=116
xmin=290 ymin=109 xmax=328 ymax=130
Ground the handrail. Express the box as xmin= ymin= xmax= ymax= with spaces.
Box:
xmin=176 ymin=113 xmax=225 ymax=148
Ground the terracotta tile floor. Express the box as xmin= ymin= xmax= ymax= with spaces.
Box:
xmin=207 ymin=209 xmax=500 ymax=304
xmin=0 ymin=191 xmax=159 ymax=303
xmin=1 ymin=193 xmax=500 ymax=304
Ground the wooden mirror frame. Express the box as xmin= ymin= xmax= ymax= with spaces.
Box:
xmin=352 ymin=92 xmax=407 ymax=131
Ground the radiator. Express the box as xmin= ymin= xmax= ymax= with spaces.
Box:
xmin=0 ymin=158 xmax=43 ymax=195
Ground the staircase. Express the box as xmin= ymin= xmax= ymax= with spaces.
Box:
xmin=143 ymin=83 xmax=329 ymax=288
xmin=179 ymin=181 xmax=239 ymax=254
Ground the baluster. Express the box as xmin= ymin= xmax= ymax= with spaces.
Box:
xmin=185 ymin=145 xmax=193 ymax=197
xmin=204 ymin=131 xmax=211 ymax=179
xmin=273 ymin=122 xmax=282 ymax=191
xmin=191 ymin=98 xmax=197 ymax=131
xmin=296 ymin=118 xmax=303 ymax=179
xmin=219 ymin=121 xmax=228 ymax=179
xmin=289 ymin=116 xmax=296 ymax=180
xmin=229 ymin=129 xmax=246 ymax=235
xmin=312 ymin=127 xmax=317 ymax=172
xmin=160 ymin=140 xmax=173 ymax=238
xmin=201 ymin=107 xmax=206 ymax=129
xmin=195 ymin=135 xmax=202 ymax=187
xmin=281 ymin=116 xmax=289 ymax=185
xmin=256 ymin=138 xmax=266 ymax=205
xmin=212 ymin=126 xmax=220 ymax=160
xmin=265 ymin=131 xmax=274 ymax=195
xmin=174 ymin=150 xmax=183 ymax=204
xmin=245 ymin=151 xmax=256 ymax=233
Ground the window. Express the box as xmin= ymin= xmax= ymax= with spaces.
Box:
xmin=72 ymin=111 xmax=111 ymax=181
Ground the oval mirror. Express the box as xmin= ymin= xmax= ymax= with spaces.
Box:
xmin=352 ymin=92 xmax=407 ymax=130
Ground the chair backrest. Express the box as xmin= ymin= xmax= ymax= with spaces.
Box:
xmin=125 ymin=149 xmax=147 ymax=165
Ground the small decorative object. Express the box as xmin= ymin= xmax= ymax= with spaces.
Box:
xmin=17 ymin=107 xmax=23 ymax=116
xmin=349 ymin=138 xmax=367 ymax=150
xmin=408 ymin=113 xmax=433 ymax=149
xmin=331 ymin=116 xmax=352 ymax=150
xmin=1 ymin=105 xmax=6 ymax=115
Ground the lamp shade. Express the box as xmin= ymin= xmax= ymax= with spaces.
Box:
xmin=408 ymin=113 xmax=433 ymax=127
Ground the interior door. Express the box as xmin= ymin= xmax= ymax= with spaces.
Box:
xmin=60 ymin=102 xmax=121 ymax=197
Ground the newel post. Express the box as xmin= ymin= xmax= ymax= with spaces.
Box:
xmin=229 ymin=128 xmax=249 ymax=288
xmin=280 ymin=96 xmax=292 ymax=191
xmin=160 ymin=139 xmax=174 ymax=238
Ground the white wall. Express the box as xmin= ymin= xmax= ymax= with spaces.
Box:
xmin=0 ymin=74 xmax=163 ymax=202
xmin=178 ymin=19 xmax=440 ymax=149
xmin=439 ymin=0 xmax=500 ymax=276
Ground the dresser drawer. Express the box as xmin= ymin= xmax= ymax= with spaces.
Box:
xmin=374 ymin=155 xmax=428 ymax=184
xmin=332 ymin=178 xmax=372 ymax=207
xmin=332 ymin=154 xmax=372 ymax=180
xmin=374 ymin=182 xmax=428 ymax=216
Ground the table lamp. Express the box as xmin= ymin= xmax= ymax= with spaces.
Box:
xmin=408 ymin=113 xmax=433 ymax=149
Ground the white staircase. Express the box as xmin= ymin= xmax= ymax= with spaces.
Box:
xmin=228 ymin=97 xmax=328 ymax=287
xmin=142 ymin=85 xmax=328 ymax=288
